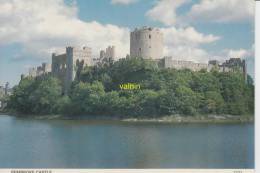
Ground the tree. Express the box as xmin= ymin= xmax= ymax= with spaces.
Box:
xmin=217 ymin=72 xmax=248 ymax=115
xmin=157 ymin=90 xmax=178 ymax=115
xmin=8 ymin=77 xmax=36 ymax=114
xmin=202 ymin=91 xmax=224 ymax=114
xmin=30 ymin=77 xmax=63 ymax=114
xmin=8 ymin=76 xmax=63 ymax=114
xmin=175 ymin=86 xmax=200 ymax=115
xmin=70 ymin=81 xmax=105 ymax=115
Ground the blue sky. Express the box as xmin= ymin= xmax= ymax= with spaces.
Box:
xmin=0 ymin=0 xmax=255 ymax=86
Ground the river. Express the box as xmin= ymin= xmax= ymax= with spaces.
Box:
xmin=0 ymin=114 xmax=254 ymax=168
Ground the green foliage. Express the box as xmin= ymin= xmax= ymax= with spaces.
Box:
xmin=217 ymin=72 xmax=249 ymax=115
xmin=175 ymin=86 xmax=200 ymax=115
xmin=8 ymin=75 xmax=64 ymax=114
xmin=8 ymin=77 xmax=36 ymax=113
xmin=8 ymin=58 xmax=254 ymax=117
xmin=69 ymin=81 xmax=105 ymax=114
xmin=202 ymin=91 xmax=224 ymax=114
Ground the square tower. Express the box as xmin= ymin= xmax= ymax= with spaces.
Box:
xmin=52 ymin=46 xmax=92 ymax=94
xmin=65 ymin=46 xmax=92 ymax=93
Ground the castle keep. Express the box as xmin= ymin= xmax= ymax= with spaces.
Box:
xmin=130 ymin=26 xmax=163 ymax=60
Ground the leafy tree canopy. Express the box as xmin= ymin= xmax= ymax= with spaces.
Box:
xmin=8 ymin=57 xmax=254 ymax=116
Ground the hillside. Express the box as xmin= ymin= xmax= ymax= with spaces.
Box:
xmin=7 ymin=57 xmax=254 ymax=117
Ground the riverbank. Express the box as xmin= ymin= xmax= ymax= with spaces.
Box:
xmin=1 ymin=112 xmax=254 ymax=123
xmin=121 ymin=115 xmax=254 ymax=123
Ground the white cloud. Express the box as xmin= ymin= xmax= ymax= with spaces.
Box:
xmin=223 ymin=45 xmax=254 ymax=59
xmin=162 ymin=26 xmax=220 ymax=46
xmin=146 ymin=0 xmax=254 ymax=25
xmin=187 ymin=0 xmax=255 ymax=23
xmin=3 ymin=0 xmax=249 ymax=65
xmin=111 ymin=0 xmax=138 ymax=5
xmin=161 ymin=26 xmax=220 ymax=62
xmin=146 ymin=0 xmax=189 ymax=26
xmin=226 ymin=49 xmax=252 ymax=58
xmin=208 ymin=45 xmax=255 ymax=63
xmin=0 ymin=0 xmax=130 ymax=59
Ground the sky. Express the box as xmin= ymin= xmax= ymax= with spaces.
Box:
xmin=0 ymin=0 xmax=255 ymax=87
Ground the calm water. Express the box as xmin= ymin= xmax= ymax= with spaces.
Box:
xmin=0 ymin=115 xmax=254 ymax=168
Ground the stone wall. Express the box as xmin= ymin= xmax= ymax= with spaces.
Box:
xmin=162 ymin=56 xmax=208 ymax=71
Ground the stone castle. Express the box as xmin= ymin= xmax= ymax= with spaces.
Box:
xmin=25 ymin=26 xmax=248 ymax=93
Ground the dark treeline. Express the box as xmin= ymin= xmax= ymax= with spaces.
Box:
xmin=8 ymin=57 xmax=254 ymax=117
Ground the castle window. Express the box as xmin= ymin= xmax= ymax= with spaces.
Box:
xmin=149 ymin=35 xmax=151 ymax=39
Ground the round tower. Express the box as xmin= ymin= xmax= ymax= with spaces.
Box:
xmin=130 ymin=26 xmax=163 ymax=60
